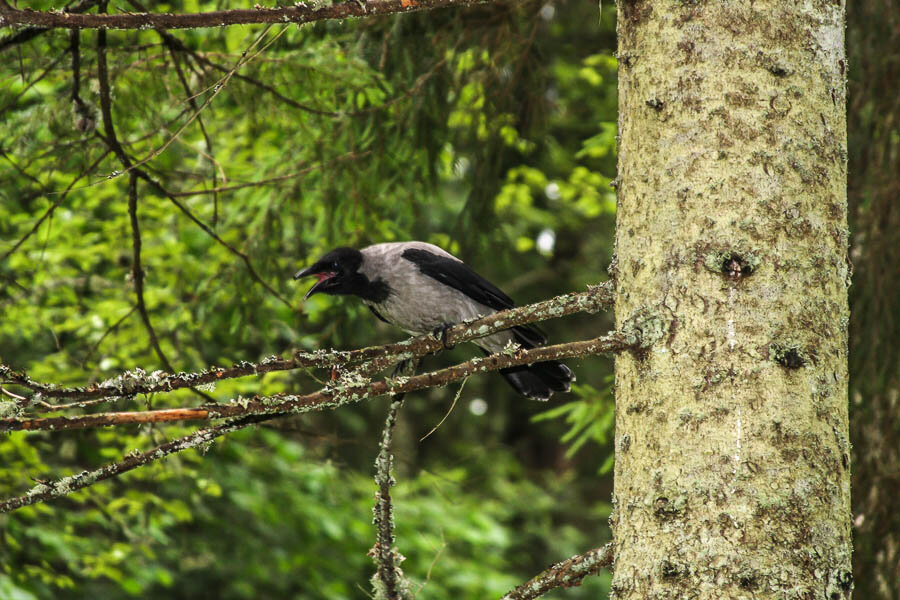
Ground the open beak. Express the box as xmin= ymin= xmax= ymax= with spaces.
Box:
xmin=294 ymin=266 xmax=336 ymax=299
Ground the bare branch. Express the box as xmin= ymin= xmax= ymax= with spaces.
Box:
xmin=93 ymin=24 xmax=283 ymax=189
xmin=0 ymin=0 xmax=491 ymax=31
xmin=140 ymin=169 xmax=296 ymax=309
xmin=0 ymin=329 xmax=631 ymax=433
xmin=96 ymin=12 xmax=131 ymax=167
xmin=0 ymin=0 xmax=102 ymax=53
xmin=69 ymin=28 xmax=96 ymax=131
xmin=97 ymin=16 xmax=214 ymax=402
xmin=500 ymin=543 xmax=614 ymax=600
xmin=79 ymin=305 xmax=138 ymax=370
xmin=164 ymin=40 xmax=219 ymax=222
xmin=0 ymin=283 xmax=614 ymax=404
xmin=0 ymin=49 xmax=69 ymax=119
xmin=154 ymin=22 xmax=452 ymax=120
xmin=127 ymin=174 xmax=174 ymax=373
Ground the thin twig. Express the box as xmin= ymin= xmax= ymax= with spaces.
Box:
xmin=121 ymin=0 xmax=227 ymax=226
xmin=419 ymin=377 xmax=465 ymax=442
xmin=79 ymin=305 xmax=138 ymax=370
xmin=34 ymin=394 xmax=126 ymax=413
xmin=149 ymin=26 xmax=335 ymax=117
xmin=168 ymin=151 xmax=371 ymax=198
xmin=89 ymin=21 xmax=294 ymax=309
xmin=1 ymin=386 xmax=26 ymax=401
xmin=148 ymin=175 xmax=294 ymax=308
xmin=418 ymin=532 xmax=447 ymax=595
xmin=94 ymin=20 xmax=279 ymax=184
xmin=499 ymin=543 xmax=615 ymax=600
xmin=158 ymin=24 xmax=451 ymax=120
xmin=0 ymin=49 xmax=69 ymax=118
xmin=165 ymin=42 xmax=220 ymax=223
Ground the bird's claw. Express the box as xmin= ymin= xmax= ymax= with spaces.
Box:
xmin=431 ymin=323 xmax=456 ymax=350
xmin=392 ymin=358 xmax=411 ymax=378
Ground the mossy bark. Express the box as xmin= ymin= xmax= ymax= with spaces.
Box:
xmin=610 ymin=1 xmax=852 ymax=598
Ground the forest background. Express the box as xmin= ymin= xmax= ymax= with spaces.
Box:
xmin=0 ymin=1 xmax=897 ymax=598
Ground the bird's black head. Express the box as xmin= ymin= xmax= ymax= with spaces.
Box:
xmin=294 ymin=247 xmax=366 ymax=300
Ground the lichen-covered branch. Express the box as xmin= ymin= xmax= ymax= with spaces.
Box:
xmin=500 ymin=543 xmax=614 ymax=600
xmin=370 ymin=398 xmax=412 ymax=600
xmin=0 ymin=329 xmax=631 ymax=433
xmin=0 ymin=0 xmax=491 ymax=31
xmin=0 ymin=412 xmax=273 ymax=514
xmin=0 ymin=283 xmax=613 ymax=406
xmin=0 ymin=312 xmax=634 ymax=512
xmin=0 ymin=332 xmax=630 ymax=513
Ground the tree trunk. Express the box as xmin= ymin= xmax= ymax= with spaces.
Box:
xmin=610 ymin=1 xmax=852 ymax=598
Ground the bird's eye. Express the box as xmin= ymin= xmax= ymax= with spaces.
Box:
xmin=331 ymin=261 xmax=339 ymax=270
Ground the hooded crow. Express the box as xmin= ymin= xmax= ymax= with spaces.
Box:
xmin=294 ymin=241 xmax=574 ymax=401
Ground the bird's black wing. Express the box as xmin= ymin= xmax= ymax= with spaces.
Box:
xmin=367 ymin=305 xmax=391 ymax=324
xmin=401 ymin=248 xmax=547 ymax=346
xmin=402 ymin=248 xmax=515 ymax=310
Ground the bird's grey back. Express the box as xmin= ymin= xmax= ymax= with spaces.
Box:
xmin=357 ymin=242 xmax=514 ymax=350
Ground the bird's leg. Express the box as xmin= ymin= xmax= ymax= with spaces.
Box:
xmin=391 ymin=359 xmax=410 ymax=379
xmin=388 ymin=357 xmax=420 ymax=401
xmin=431 ymin=323 xmax=456 ymax=350
xmin=391 ymin=356 xmax=420 ymax=378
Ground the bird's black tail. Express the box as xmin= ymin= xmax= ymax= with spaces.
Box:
xmin=499 ymin=360 xmax=575 ymax=401
xmin=486 ymin=324 xmax=575 ymax=401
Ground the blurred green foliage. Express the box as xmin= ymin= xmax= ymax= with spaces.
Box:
xmin=846 ymin=2 xmax=900 ymax=596
xmin=0 ymin=1 xmax=619 ymax=597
